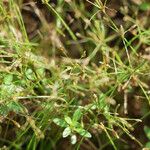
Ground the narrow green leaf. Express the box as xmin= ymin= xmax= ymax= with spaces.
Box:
xmin=145 ymin=142 xmax=150 ymax=148
xmin=25 ymin=68 xmax=35 ymax=80
xmin=139 ymin=2 xmax=150 ymax=11
xmin=3 ymin=74 xmax=13 ymax=85
xmin=75 ymin=128 xmax=92 ymax=138
xmin=36 ymin=68 xmax=45 ymax=78
xmin=63 ymin=127 xmax=71 ymax=138
xmin=7 ymin=101 xmax=23 ymax=112
xmin=65 ymin=116 xmax=72 ymax=125
xmin=73 ymin=108 xmax=82 ymax=122
xmin=144 ymin=126 xmax=150 ymax=140
xmin=53 ymin=118 xmax=67 ymax=127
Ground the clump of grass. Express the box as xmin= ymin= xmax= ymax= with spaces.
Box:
xmin=0 ymin=0 xmax=150 ymax=149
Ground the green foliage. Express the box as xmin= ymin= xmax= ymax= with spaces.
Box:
xmin=0 ymin=0 xmax=150 ymax=149
xmin=139 ymin=2 xmax=150 ymax=11
xmin=53 ymin=108 xmax=91 ymax=144
xmin=144 ymin=126 xmax=150 ymax=148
